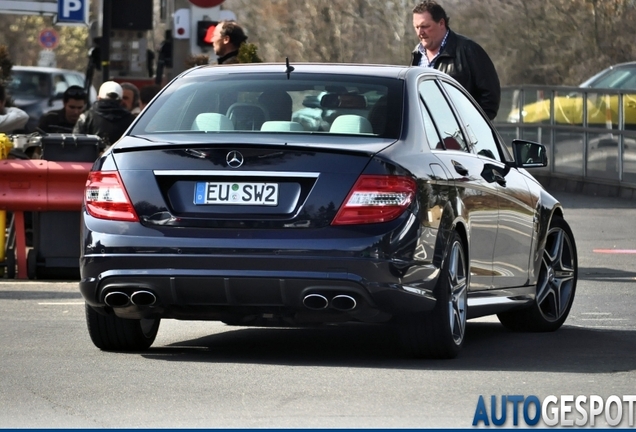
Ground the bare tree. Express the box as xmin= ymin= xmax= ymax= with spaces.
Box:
xmin=2 ymin=0 xmax=634 ymax=87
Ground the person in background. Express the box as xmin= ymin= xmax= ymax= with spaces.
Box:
xmin=211 ymin=20 xmax=248 ymax=65
xmin=120 ymin=82 xmax=141 ymax=115
xmin=410 ymin=1 xmax=500 ymax=120
xmin=0 ymin=83 xmax=28 ymax=133
xmin=73 ymin=81 xmax=135 ymax=147
xmin=138 ymin=84 xmax=161 ymax=111
xmin=37 ymin=85 xmax=87 ymax=133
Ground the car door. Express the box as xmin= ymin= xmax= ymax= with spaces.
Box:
xmin=440 ymin=81 xmax=536 ymax=289
xmin=418 ymin=78 xmax=498 ymax=291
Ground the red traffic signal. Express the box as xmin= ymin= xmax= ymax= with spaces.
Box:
xmin=197 ymin=20 xmax=218 ymax=47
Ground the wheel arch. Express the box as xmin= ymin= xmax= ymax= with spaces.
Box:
xmin=532 ymin=189 xmax=565 ymax=282
xmin=432 ymin=199 xmax=469 ymax=281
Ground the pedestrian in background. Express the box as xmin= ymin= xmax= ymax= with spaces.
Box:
xmin=410 ymin=1 xmax=500 ymax=120
xmin=211 ymin=20 xmax=248 ymax=65
xmin=37 ymin=85 xmax=87 ymax=133
xmin=0 ymin=83 xmax=28 ymax=133
xmin=120 ymin=82 xmax=141 ymax=115
xmin=138 ymin=84 xmax=161 ymax=111
xmin=73 ymin=81 xmax=134 ymax=147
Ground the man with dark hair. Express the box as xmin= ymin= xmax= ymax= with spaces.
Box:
xmin=411 ymin=1 xmax=500 ymax=120
xmin=37 ymin=85 xmax=87 ymax=133
xmin=210 ymin=20 xmax=248 ymax=65
xmin=73 ymin=81 xmax=135 ymax=147
xmin=0 ymin=83 xmax=28 ymax=133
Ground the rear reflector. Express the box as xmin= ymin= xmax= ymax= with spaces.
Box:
xmin=85 ymin=171 xmax=139 ymax=222
xmin=331 ymin=175 xmax=416 ymax=225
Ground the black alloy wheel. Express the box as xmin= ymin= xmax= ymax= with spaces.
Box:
xmin=399 ymin=230 xmax=468 ymax=359
xmin=498 ymin=215 xmax=578 ymax=332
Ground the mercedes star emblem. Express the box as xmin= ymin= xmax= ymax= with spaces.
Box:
xmin=226 ymin=150 xmax=244 ymax=168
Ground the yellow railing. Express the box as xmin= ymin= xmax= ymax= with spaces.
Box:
xmin=493 ymin=85 xmax=636 ymax=189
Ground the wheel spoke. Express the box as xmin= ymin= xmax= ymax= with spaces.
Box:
xmin=546 ymin=229 xmax=564 ymax=263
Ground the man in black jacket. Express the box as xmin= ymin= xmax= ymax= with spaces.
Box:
xmin=411 ymin=1 xmax=500 ymax=120
xmin=38 ymin=85 xmax=87 ymax=133
xmin=73 ymin=81 xmax=135 ymax=147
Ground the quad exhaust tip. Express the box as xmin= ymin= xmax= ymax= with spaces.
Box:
xmin=130 ymin=290 xmax=157 ymax=306
xmin=331 ymin=294 xmax=357 ymax=311
xmin=302 ymin=293 xmax=329 ymax=310
xmin=104 ymin=290 xmax=157 ymax=308
xmin=104 ymin=291 xmax=130 ymax=308
xmin=302 ymin=293 xmax=358 ymax=311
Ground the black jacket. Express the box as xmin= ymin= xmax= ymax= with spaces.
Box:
xmin=411 ymin=30 xmax=500 ymax=120
xmin=38 ymin=108 xmax=75 ymax=133
xmin=217 ymin=50 xmax=239 ymax=65
xmin=73 ymin=99 xmax=135 ymax=146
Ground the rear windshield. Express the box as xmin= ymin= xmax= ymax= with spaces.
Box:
xmin=131 ymin=73 xmax=403 ymax=139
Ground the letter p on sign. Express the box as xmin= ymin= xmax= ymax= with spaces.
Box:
xmin=63 ymin=0 xmax=81 ymax=16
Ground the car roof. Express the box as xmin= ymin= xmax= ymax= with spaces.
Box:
xmin=579 ymin=61 xmax=636 ymax=88
xmin=181 ymin=62 xmax=443 ymax=81
xmin=11 ymin=65 xmax=84 ymax=75
xmin=606 ymin=61 xmax=636 ymax=69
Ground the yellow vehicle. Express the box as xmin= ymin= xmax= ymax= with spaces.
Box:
xmin=508 ymin=62 xmax=636 ymax=129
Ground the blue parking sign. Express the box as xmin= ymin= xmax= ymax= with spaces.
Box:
xmin=57 ymin=0 xmax=88 ymax=25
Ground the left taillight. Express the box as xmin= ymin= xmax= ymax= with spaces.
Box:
xmin=84 ymin=171 xmax=139 ymax=222
xmin=331 ymin=175 xmax=417 ymax=225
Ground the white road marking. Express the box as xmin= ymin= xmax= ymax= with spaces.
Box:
xmin=38 ymin=302 xmax=84 ymax=305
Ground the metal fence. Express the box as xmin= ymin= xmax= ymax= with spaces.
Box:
xmin=493 ymin=85 xmax=636 ymax=189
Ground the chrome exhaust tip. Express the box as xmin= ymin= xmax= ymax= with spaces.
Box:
xmin=104 ymin=291 xmax=131 ymax=308
xmin=302 ymin=293 xmax=329 ymax=310
xmin=130 ymin=290 xmax=157 ymax=306
xmin=331 ymin=294 xmax=357 ymax=311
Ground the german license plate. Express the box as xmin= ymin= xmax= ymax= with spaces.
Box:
xmin=194 ymin=182 xmax=278 ymax=206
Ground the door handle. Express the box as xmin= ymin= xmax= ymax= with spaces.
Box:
xmin=452 ymin=160 xmax=469 ymax=176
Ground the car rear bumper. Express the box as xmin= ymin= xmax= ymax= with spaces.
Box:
xmin=80 ymin=253 xmax=439 ymax=323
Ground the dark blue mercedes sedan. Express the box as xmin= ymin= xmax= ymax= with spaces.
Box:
xmin=80 ymin=63 xmax=578 ymax=358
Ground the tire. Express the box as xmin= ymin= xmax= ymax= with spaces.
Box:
xmin=399 ymin=231 xmax=468 ymax=359
xmin=498 ymin=215 xmax=577 ymax=332
xmin=85 ymin=303 xmax=160 ymax=351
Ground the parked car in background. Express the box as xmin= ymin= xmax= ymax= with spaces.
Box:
xmin=79 ymin=63 xmax=578 ymax=359
xmin=7 ymin=66 xmax=96 ymax=133
xmin=507 ymin=61 xmax=636 ymax=128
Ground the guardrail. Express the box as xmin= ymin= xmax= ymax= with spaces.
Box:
xmin=493 ymin=85 xmax=636 ymax=198
xmin=0 ymin=159 xmax=92 ymax=279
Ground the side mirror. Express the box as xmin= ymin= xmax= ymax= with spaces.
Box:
xmin=511 ymin=139 xmax=548 ymax=168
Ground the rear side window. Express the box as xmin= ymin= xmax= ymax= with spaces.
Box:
xmin=441 ymin=82 xmax=502 ymax=162
xmin=418 ymin=80 xmax=468 ymax=151
xmin=132 ymin=74 xmax=404 ymax=139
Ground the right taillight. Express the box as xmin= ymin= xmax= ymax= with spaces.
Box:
xmin=84 ymin=171 xmax=139 ymax=222
xmin=331 ymin=175 xmax=416 ymax=225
